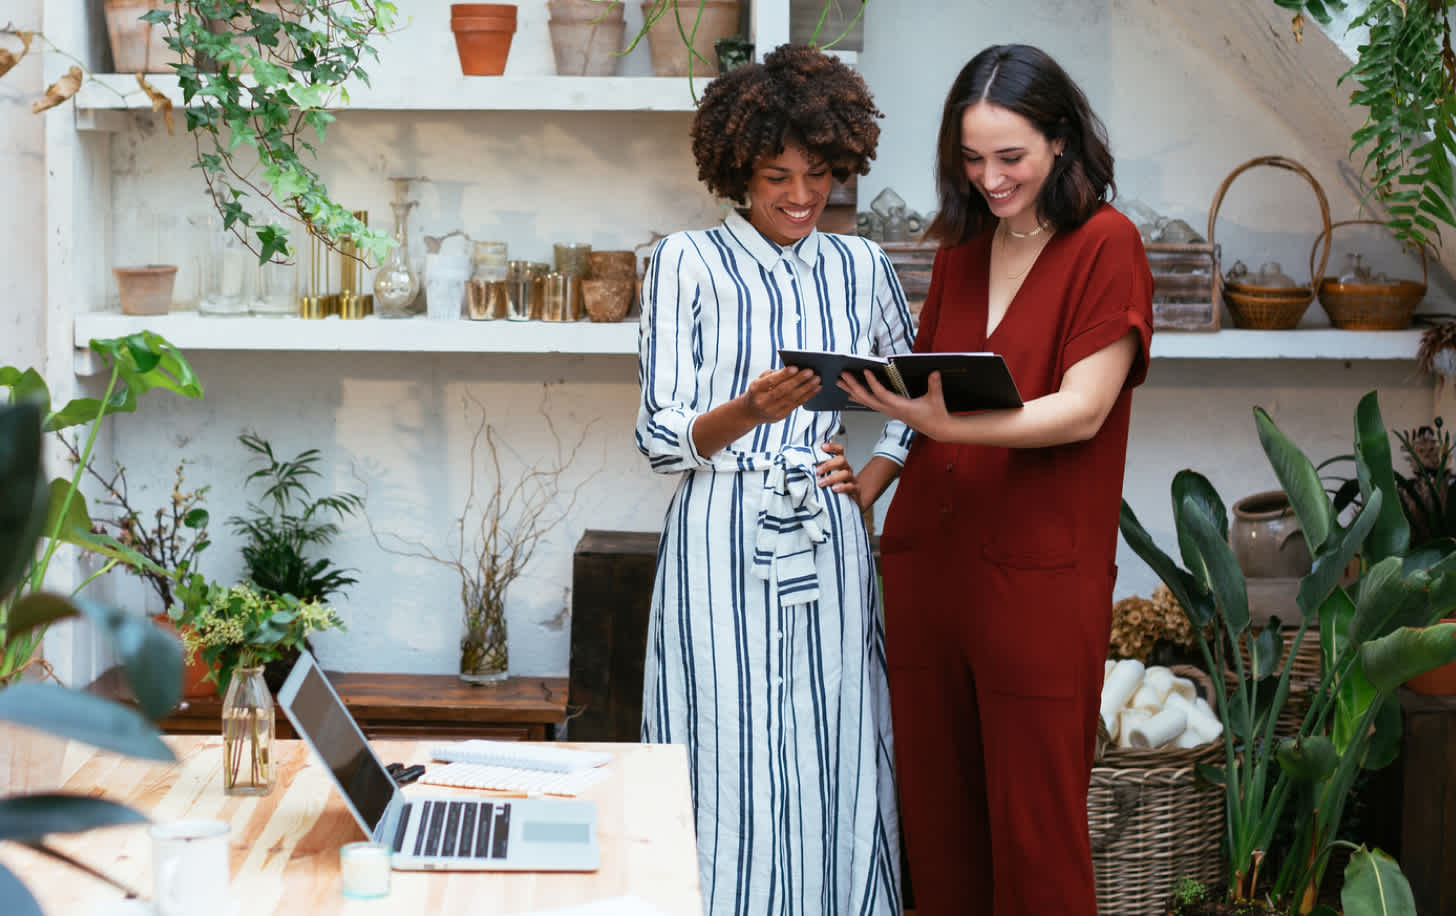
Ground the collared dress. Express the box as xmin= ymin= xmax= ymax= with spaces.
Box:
xmin=636 ymin=210 xmax=915 ymax=916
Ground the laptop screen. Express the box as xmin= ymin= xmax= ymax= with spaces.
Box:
xmin=287 ymin=663 xmax=396 ymax=831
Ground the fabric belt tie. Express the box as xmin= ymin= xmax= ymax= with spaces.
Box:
xmin=751 ymin=444 xmax=828 ymax=606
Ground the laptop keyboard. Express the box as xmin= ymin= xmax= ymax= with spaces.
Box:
xmin=397 ymin=800 xmax=511 ymax=859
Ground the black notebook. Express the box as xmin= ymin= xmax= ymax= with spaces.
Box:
xmin=779 ymin=348 xmax=1024 ymax=413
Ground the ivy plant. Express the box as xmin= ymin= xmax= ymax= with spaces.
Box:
xmin=1275 ymin=0 xmax=1456 ymax=251
xmin=143 ymin=0 xmax=398 ymax=265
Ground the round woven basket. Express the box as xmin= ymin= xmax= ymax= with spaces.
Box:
xmin=1090 ymin=665 xmax=1224 ymax=916
xmin=1310 ymin=219 xmax=1427 ymax=330
xmin=1207 ymin=155 xmax=1332 ymax=330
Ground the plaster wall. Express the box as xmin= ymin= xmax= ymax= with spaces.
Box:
xmin=1 ymin=0 xmax=47 ymax=371
xmin=0 ymin=0 xmax=1443 ymax=680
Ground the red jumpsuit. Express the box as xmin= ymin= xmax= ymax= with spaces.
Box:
xmin=880 ymin=204 xmax=1153 ymax=916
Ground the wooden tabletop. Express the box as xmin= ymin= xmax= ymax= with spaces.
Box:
xmin=0 ymin=726 xmax=703 ymax=915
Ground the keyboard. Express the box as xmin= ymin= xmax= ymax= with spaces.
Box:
xmin=430 ymin=739 xmax=612 ymax=773
xmin=397 ymin=799 xmax=510 ymax=859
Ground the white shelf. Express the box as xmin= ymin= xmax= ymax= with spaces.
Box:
xmin=1150 ymin=328 xmax=1423 ymax=360
xmin=73 ymin=314 xmax=1423 ymax=362
xmin=74 ymin=74 xmax=706 ymax=113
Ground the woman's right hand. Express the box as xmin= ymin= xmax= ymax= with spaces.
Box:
xmin=743 ymin=367 xmax=821 ymax=423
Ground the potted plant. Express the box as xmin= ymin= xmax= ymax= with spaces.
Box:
xmin=1121 ymin=390 xmax=1456 ymax=914
xmin=0 ymin=401 xmax=186 ymax=916
xmin=363 ymin=394 xmax=595 ymax=683
xmin=170 ymin=578 xmax=344 ymax=794
xmin=0 ymin=333 xmax=204 ymax=687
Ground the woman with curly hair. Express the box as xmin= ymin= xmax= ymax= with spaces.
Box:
xmin=841 ymin=44 xmax=1154 ymax=915
xmin=635 ymin=44 xmax=910 ymax=916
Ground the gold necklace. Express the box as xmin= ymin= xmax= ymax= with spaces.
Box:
xmin=1000 ymin=223 xmax=1052 ymax=280
xmin=1005 ymin=220 xmax=1050 ymax=239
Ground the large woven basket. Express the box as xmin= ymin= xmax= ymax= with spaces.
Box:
xmin=1311 ymin=219 xmax=1427 ymax=330
xmin=1208 ymin=155 xmax=1332 ymax=330
xmin=1090 ymin=665 xmax=1224 ymax=916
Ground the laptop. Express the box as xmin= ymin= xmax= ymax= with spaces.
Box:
xmin=277 ymin=650 xmax=600 ymax=872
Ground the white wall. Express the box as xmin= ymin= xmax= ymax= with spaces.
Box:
xmin=1 ymin=0 xmax=46 ymax=370
xmin=1 ymin=0 xmax=1443 ymax=681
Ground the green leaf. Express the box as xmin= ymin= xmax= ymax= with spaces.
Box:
xmin=0 ymin=865 xmax=42 ymax=916
xmin=1341 ymin=846 xmax=1417 ymax=916
xmin=1180 ymin=492 xmax=1250 ymax=636
xmin=1275 ymin=734 xmax=1338 ymax=782
xmin=1256 ymin=406 xmax=1333 ymax=553
xmin=4 ymin=593 xmax=78 ymax=641
xmin=1352 ymin=391 xmax=1410 ymax=562
xmin=70 ymin=598 xmax=182 ymax=721
xmin=1362 ymin=694 xmax=1402 ymax=771
xmin=1361 ymin=623 xmax=1456 ymax=691
xmin=43 ymin=476 xmax=93 ymax=548
xmin=0 ymin=403 xmax=46 ymax=600
xmin=1300 ymin=491 xmax=1382 ymax=618
xmin=0 ymin=794 xmax=148 ymax=840
xmin=1119 ymin=499 xmax=1215 ymax=627
xmin=0 ymin=684 xmax=174 ymax=760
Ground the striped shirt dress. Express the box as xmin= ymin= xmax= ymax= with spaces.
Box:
xmin=635 ymin=211 xmax=916 ymax=916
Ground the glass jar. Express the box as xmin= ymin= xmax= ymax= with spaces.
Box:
xmin=373 ymin=191 xmax=420 ymax=318
xmin=221 ymin=665 xmax=275 ymax=796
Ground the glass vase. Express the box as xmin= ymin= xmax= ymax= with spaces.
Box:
xmin=460 ymin=602 xmax=508 ymax=684
xmin=373 ymin=193 xmax=419 ymax=318
xmin=221 ymin=665 xmax=275 ymax=795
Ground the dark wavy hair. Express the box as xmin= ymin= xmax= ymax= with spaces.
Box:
xmin=690 ymin=44 xmax=882 ymax=204
xmin=926 ymin=44 xmax=1115 ymax=246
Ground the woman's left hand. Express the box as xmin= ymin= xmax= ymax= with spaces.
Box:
xmin=816 ymin=441 xmax=859 ymax=497
xmin=839 ymin=370 xmax=951 ymax=439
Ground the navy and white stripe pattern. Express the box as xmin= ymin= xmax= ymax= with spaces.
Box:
xmin=635 ymin=211 xmax=915 ymax=916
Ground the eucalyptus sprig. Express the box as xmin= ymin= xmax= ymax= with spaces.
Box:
xmin=1274 ymin=0 xmax=1456 ymax=251
xmin=144 ymin=0 xmax=398 ymax=265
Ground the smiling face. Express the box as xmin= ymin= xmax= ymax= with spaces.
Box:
xmin=959 ymin=100 xmax=1063 ymax=234
xmin=745 ymin=144 xmax=832 ymax=247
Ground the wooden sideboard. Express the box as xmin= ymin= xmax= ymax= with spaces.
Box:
xmin=1399 ymin=688 xmax=1456 ymax=916
xmin=91 ymin=667 xmax=569 ymax=741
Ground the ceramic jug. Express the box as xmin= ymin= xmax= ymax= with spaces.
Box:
xmin=1229 ymin=490 xmax=1312 ymax=579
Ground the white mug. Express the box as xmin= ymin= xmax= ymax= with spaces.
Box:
xmin=149 ymin=819 xmax=230 ymax=916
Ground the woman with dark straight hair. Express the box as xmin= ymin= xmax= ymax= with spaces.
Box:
xmin=842 ymin=44 xmax=1154 ymax=916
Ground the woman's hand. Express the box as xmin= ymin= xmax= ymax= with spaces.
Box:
xmin=815 ymin=441 xmax=859 ymax=498
xmin=744 ymin=367 xmax=821 ymax=422
xmin=839 ymin=370 xmax=951 ymax=439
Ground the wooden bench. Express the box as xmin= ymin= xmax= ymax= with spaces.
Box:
xmin=91 ymin=667 xmax=569 ymax=741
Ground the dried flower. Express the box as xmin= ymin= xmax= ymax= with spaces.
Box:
xmin=1109 ymin=584 xmax=1199 ymax=662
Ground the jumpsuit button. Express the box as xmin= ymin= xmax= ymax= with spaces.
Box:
xmin=945 ymin=462 xmax=953 ymax=471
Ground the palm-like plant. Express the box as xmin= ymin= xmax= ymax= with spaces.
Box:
xmin=227 ymin=432 xmax=362 ymax=604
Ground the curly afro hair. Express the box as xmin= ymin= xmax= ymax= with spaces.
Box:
xmin=690 ymin=44 xmax=882 ymax=204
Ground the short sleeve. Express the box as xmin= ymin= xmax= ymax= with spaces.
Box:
xmin=867 ymin=242 xmax=917 ymax=465
xmin=1061 ymin=208 xmax=1155 ymax=389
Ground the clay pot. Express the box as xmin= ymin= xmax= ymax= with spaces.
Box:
xmin=104 ymin=0 xmax=181 ymax=73
xmin=450 ymin=3 xmax=517 ymax=75
xmin=152 ymin=614 xmax=216 ymax=699
xmin=582 ymin=275 xmax=634 ymax=322
xmin=640 ymin=0 xmax=742 ymax=77
xmin=1407 ymin=617 xmax=1456 ymax=695
xmin=548 ymin=16 xmax=627 ymax=75
xmin=547 ymin=0 xmax=625 ymax=22
xmin=113 ymin=265 xmax=178 ymax=315
xmin=1229 ymin=490 xmax=1312 ymax=580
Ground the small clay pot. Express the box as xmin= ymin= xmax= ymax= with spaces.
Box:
xmin=1229 ymin=490 xmax=1312 ymax=579
xmin=1407 ymin=616 xmax=1456 ymax=695
xmin=582 ymin=275 xmax=634 ymax=322
xmin=451 ymin=3 xmax=517 ymax=74
xmin=113 ymin=264 xmax=178 ymax=315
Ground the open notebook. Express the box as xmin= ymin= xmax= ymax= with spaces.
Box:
xmin=423 ymin=739 xmax=613 ymax=796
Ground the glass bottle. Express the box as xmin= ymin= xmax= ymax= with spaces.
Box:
xmin=373 ymin=178 xmax=420 ymax=318
xmin=221 ymin=665 xmax=275 ymax=795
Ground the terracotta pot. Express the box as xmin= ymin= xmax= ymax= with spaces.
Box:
xmin=104 ymin=0 xmax=181 ymax=73
xmin=451 ymin=11 xmax=517 ymax=74
xmin=1407 ymin=617 xmax=1456 ymax=695
xmin=451 ymin=2 xmax=518 ymax=16
xmin=548 ymin=0 xmax=625 ymax=22
xmin=1229 ymin=490 xmax=1312 ymax=580
xmin=582 ymin=276 xmax=634 ymax=321
xmin=152 ymin=614 xmax=216 ymax=699
xmin=113 ymin=264 xmax=178 ymax=315
xmin=640 ymin=0 xmax=742 ymax=77
xmin=548 ymin=16 xmax=627 ymax=75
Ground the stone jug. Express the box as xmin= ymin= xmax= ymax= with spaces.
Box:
xmin=1229 ymin=490 xmax=1313 ymax=579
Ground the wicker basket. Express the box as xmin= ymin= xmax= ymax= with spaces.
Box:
xmin=1223 ymin=634 xmax=1323 ymax=736
xmin=1311 ymin=219 xmax=1427 ymax=330
xmin=1090 ymin=665 xmax=1224 ymax=916
xmin=1207 ymin=155 xmax=1332 ymax=330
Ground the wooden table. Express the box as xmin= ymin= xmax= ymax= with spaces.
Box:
xmin=0 ymin=729 xmax=703 ymax=915
xmin=90 ymin=668 xmax=570 ymax=740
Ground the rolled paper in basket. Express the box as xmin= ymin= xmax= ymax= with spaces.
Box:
xmin=1191 ymin=696 xmax=1224 ymax=742
xmin=1104 ymin=659 xmax=1117 ymax=681
xmin=1099 ymin=658 xmax=1145 ymax=732
xmin=1129 ymin=707 xmax=1188 ymax=749
xmin=1130 ymin=683 xmax=1166 ymax=711
xmin=1142 ymin=666 xmax=1175 ymax=703
xmin=1168 ymin=675 xmax=1198 ymax=701
xmin=1116 ymin=708 xmax=1152 ymax=749
xmin=1173 ymin=725 xmax=1207 ymax=749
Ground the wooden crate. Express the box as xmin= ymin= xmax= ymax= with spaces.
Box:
xmin=1146 ymin=241 xmax=1221 ymax=331
xmin=881 ymin=240 xmax=937 ymax=315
